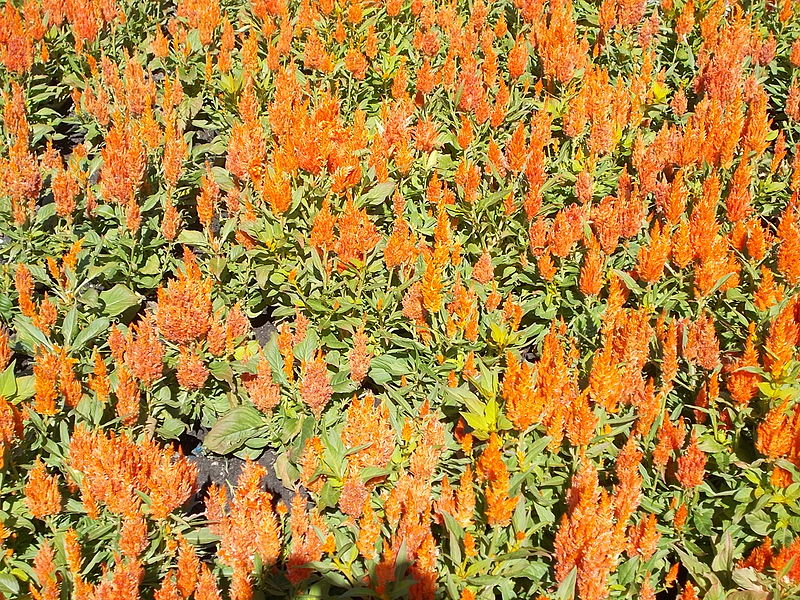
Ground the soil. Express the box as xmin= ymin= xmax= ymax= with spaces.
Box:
xmin=251 ymin=310 xmax=277 ymax=347
xmin=181 ymin=430 xmax=296 ymax=514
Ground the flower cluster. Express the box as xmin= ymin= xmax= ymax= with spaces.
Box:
xmin=2 ymin=0 xmax=800 ymax=598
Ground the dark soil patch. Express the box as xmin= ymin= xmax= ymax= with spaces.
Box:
xmin=251 ymin=310 xmax=277 ymax=347
xmin=181 ymin=430 xmax=296 ymax=514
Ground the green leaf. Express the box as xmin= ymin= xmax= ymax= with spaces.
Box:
xmin=711 ymin=531 xmax=734 ymax=572
xmin=14 ymin=376 xmax=35 ymax=401
xmin=71 ymin=318 xmax=111 ymax=350
xmin=294 ymin=329 xmax=319 ymax=364
xmin=362 ymin=181 xmax=396 ymax=206
xmin=13 ymin=315 xmax=52 ymax=353
xmin=0 ymin=362 xmax=16 ymax=398
xmin=177 ymin=229 xmax=208 ymax=247
xmin=62 ymin=307 xmax=79 ymax=345
xmin=444 ymin=386 xmax=486 ymax=416
xmin=204 ymin=406 xmax=266 ymax=454
xmin=0 ymin=573 xmax=20 ymax=595
xmin=554 ymin=566 xmax=577 ymax=600
xmin=100 ymin=284 xmax=141 ymax=317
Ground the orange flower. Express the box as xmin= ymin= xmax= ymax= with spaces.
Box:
xmin=31 ymin=540 xmax=59 ymax=600
xmin=343 ymin=394 xmax=395 ymax=473
xmin=477 ymin=433 xmax=519 ymax=527
xmin=0 ymin=327 xmax=12 ymax=371
xmin=763 ymin=297 xmax=799 ymax=377
xmin=738 ymin=537 xmax=773 ymax=572
xmin=349 ymin=327 xmax=372 ymax=383
xmin=554 ymin=461 xmax=618 ymax=600
xmin=156 ymin=248 xmax=213 ymax=344
xmin=124 ymin=316 xmax=164 ymax=386
xmin=286 ymin=494 xmax=327 ymax=583
xmin=579 ymin=237 xmax=605 ymax=295
xmin=33 ymin=349 xmax=60 ymax=416
xmin=15 ymin=263 xmax=36 ymax=318
xmin=197 ymin=161 xmax=219 ymax=230
xmin=300 ymin=354 xmax=332 ymax=417
xmin=676 ymin=433 xmax=707 ymax=489
xmin=683 ymin=313 xmax=720 ymax=371
xmin=627 ymin=513 xmax=660 ymax=561
xmin=724 ymin=323 xmax=761 ymax=407
xmin=243 ymin=357 xmax=280 ymax=414
xmin=309 ymin=199 xmax=336 ymax=252
xmin=756 ymin=402 xmax=795 ymax=459
xmin=24 ymin=458 xmax=61 ymax=519
xmin=357 ymin=498 xmax=381 ymax=560
xmin=335 ymin=200 xmax=380 ymax=268
xmin=384 ymin=216 xmax=417 ymax=270
xmin=176 ymin=536 xmax=200 ymax=597
xmin=119 ymin=513 xmax=148 ymax=558
xmin=176 ymin=347 xmax=209 ymax=390
xmin=115 ymin=364 xmax=141 ymax=426
xmin=637 ymin=221 xmax=671 ymax=283
xmin=472 ymin=250 xmax=494 ymax=284
xmin=773 ymin=538 xmax=800 ymax=582
xmin=195 ymin=563 xmax=223 ymax=600
xmin=162 ymin=199 xmax=182 ymax=241
xmin=69 ymin=425 xmax=197 ymax=519
xmin=206 ymin=460 xmax=281 ymax=583
xmin=100 ymin=117 xmax=146 ymax=205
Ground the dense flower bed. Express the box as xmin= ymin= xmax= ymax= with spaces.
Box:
xmin=1 ymin=0 xmax=800 ymax=598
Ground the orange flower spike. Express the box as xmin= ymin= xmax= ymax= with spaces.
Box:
xmin=724 ymin=323 xmax=762 ymax=407
xmin=63 ymin=528 xmax=83 ymax=576
xmin=349 ymin=327 xmax=372 ymax=383
xmin=32 ymin=349 xmax=60 ymax=416
xmin=661 ymin=319 xmax=679 ymax=387
xmin=684 ymin=313 xmax=721 ymax=371
xmin=554 ymin=461 xmax=618 ymax=600
xmin=176 ymin=536 xmax=200 ymax=597
xmin=15 ymin=263 xmax=36 ymax=318
xmin=176 ymin=346 xmax=209 ymax=390
xmin=665 ymin=561 xmax=681 ymax=585
xmin=777 ymin=203 xmax=800 ymax=286
xmin=31 ymin=540 xmax=59 ymax=600
xmin=0 ymin=327 xmax=12 ymax=371
xmin=566 ymin=390 xmax=598 ymax=448
xmin=756 ymin=401 xmax=794 ymax=459
xmin=300 ymin=353 xmax=333 ymax=417
xmin=764 ymin=296 xmax=800 ymax=377
xmin=356 ymin=499 xmax=381 ymax=561
xmin=156 ymin=247 xmax=213 ymax=344
xmin=738 ymin=537 xmax=774 ymax=572
xmin=614 ymin=436 xmax=644 ymax=527
xmin=100 ymin=117 xmax=147 ymax=205
xmin=472 ymin=250 xmax=494 ymax=284
xmin=309 ymin=199 xmax=336 ymax=252
xmin=676 ymin=432 xmax=707 ymax=489
xmin=771 ymin=538 xmax=800 ymax=581
xmin=115 ymin=364 xmax=141 ymax=426
xmin=579 ymin=236 xmax=605 ymax=296
xmin=24 ymin=458 xmax=61 ymax=519
xmin=244 ymin=356 xmax=281 ymax=414
xmin=124 ymin=316 xmax=164 ymax=387
xmin=637 ymin=220 xmax=671 ymax=283
xmin=33 ymin=293 xmax=58 ymax=336
xmin=119 ymin=513 xmax=149 ymax=558
xmin=754 ymin=266 xmax=784 ymax=312
xmin=57 ymin=349 xmax=82 ymax=409
xmin=277 ymin=323 xmax=295 ymax=381
xmin=196 ymin=563 xmax=223 ymax=600
xmin=163 ymin=120 xmax=186 ymax=189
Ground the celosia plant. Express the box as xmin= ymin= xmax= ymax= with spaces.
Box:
xmin=1 ymin=0 xmax=800 ymax=598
